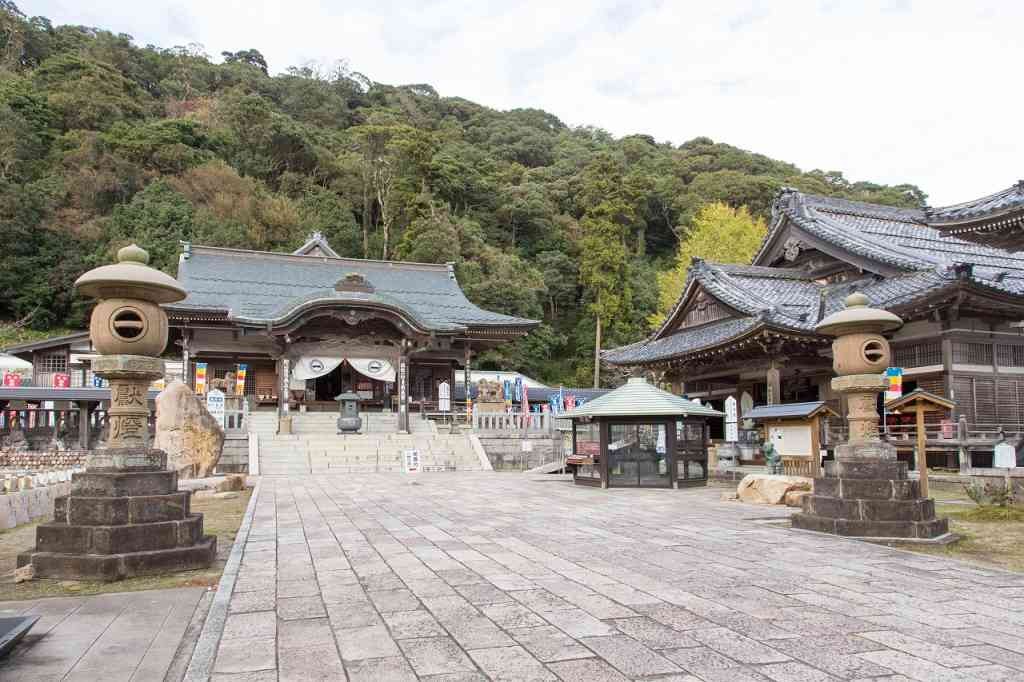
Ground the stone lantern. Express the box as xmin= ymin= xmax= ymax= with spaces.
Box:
xmin=78 ymin=244 xmax=183 ymax=451
xmin=17 ymin=245 xmax=217 ymax=581
xmin=792 ymin=293 xmax=951 ymax=541
xmin=336 ymin=391 xmax=362 ymax=434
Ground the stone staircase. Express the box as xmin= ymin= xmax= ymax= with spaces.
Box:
xmin=248 ymin=411 xmax=482 ymax=475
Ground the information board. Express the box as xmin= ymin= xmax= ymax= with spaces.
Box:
xmin=403 ymin=449 xmax=421 ymax=473
xmin=206 ymin=388 xmax=226 ymax=429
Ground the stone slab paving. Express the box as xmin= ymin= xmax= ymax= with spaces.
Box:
xmin=210 ymin=472 xmax=1024 ymax=681
xmin=0 ymin=586 xmax=206 ymax=681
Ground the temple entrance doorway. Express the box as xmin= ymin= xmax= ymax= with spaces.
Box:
xmin=307 ymin=359 xmax=395 ymax=410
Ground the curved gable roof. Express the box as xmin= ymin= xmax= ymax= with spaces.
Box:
xmin=167 ymin=245 xmax=538 ymax=333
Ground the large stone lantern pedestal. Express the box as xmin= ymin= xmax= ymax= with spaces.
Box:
xmin=18 ymin=245 xmax=216 ymax=581
xmin=791 ymin=294 xmax=951 ymax=541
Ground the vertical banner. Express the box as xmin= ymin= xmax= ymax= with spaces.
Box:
xmin=195 ymin=362 xmax=208 ymax=395
xmin=885 ymin=367 xmax=903 ymax=401
xmin=724 ymin=395 xmax=739 ymax=442
xmin=438 ymin=380 xmax=451 ymax=412
xmin=236 ymin=363 xmax=248 ymax=396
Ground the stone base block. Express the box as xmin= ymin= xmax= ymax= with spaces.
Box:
xmin=86 ymin=448 xmax=167 ymax=473
xmin=824 ymin=457 xmax=907 ymax=480
xmin=804 ymin=495 xmax=935 ymax=522
xmin=36 ymin=514 xmax=205 ymax=554
xmin=792 ymin=513 xmax=949 ymax=540
xmin=21 ymin=535 xmax=216 ymax=582
xmin=53 ymin=492 xmax=191 ymax=526
xmin=72 ymin=471 xmax=178 ymax=497
xmin=793 ymin=453 xmax=949 ymax=541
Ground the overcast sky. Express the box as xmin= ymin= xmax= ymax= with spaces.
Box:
xmin=26 ymin=0 xmax=1022 ymax=205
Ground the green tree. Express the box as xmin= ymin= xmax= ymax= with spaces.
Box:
xmin=578 ymin=202 xmax=632 ymax=387
xmin=651 ymin=202 xmax=768 ymax=328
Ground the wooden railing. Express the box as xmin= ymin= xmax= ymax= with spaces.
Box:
xmin=472 ymin=411 xmax=554 ymax=434
xmin=827 ymin=416 xmax=1023 ymax=471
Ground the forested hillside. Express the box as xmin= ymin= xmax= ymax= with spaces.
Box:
xmin=0 ymin=3 xmax=926 ymax=385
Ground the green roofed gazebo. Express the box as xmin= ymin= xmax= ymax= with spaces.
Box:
xmin=562 ymin=377 xmax=724 ymax=489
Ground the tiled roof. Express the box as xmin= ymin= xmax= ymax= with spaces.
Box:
xmin=764 ymin=190 xmax=1024 ymax=286
xmin=612 ymin=263 xmax=1024 ymax=367
xmin=743 ymin=401 xmax=835 ymax=420
xmin=168 ymin=246 xmax=537 ymax=332
xmin=925 ymin=181 xmax=1024 ymax=225
xmin=604 ymin=316 xmax=762 ymax=364
xmin=561 ymin=377 xmax=723 ymax=418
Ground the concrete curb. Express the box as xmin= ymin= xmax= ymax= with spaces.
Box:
xmin=182 ymin=477 xmax=262 ymax=682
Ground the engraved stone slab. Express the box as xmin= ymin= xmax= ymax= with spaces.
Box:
xmin=86 ymin=448 xmax=168 ymax=473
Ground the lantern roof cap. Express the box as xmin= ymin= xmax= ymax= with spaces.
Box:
xmin=74 ymin=244 xmax=187 ymax=304
xmin=814 ymin=292 xmax=902 ymax=337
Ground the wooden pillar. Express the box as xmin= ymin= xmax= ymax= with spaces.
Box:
xmin=916 ymin=402 xmax=930 ymax=498
xmin=278 ymin=346 xmax=290 ymax=420
xmin=599 ymin=419 xmax=609 ymax=489
xmin=77 ymin=400 xmax=90 ymax=450
xmin=766 ymin=365 xmax=781 ymax=405
xmin=666 ymin=417 xmax=678 ymax=489
xmin=463 ymin=342 xmax=472 ymax=423
xmin=809 ymin=414 xmax=821 ymax=478
xmin=398 ymin=341 xmax=409 ymax=433
xmin=181 ymin=330 xmax=192 ymax=389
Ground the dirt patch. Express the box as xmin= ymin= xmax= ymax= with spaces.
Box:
xmin=0 ymin=488 xmax=252 ymax=601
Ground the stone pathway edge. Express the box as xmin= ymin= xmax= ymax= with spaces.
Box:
xmin=182 ymin=477 xmax=263 ymax=682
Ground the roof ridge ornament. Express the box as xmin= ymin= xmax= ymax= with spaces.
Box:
xmin=335 ymin=272 xmax=375 ymax=293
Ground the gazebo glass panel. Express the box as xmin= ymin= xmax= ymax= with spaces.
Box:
xmin=676 ymin=420 xmax=708 ymax=483
xmin=574 ymin=422 xmax=601 ymax=481
xmin=608 ymin=423 xmax=670 ymax=487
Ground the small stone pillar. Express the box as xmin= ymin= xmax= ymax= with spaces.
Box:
xmin=18 ymin=244 xmax=217 ymax=581
xmin=792 ymin=293 xmax=950 ymax=541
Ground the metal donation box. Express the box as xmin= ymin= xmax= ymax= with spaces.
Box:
xmin=335 ymin=391 xmax=362 ymax=434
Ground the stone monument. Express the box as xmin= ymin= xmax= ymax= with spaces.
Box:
xmin=18 ymin=244 xmax=217 ymax=581
xmin=791 ymin=293 xmax=951 ymax=541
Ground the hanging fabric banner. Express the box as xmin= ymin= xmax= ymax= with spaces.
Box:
xmin=236 ymin=364 xmax=248 ymax=395
xmin=292 ymin=356 xmax=344 ymax=381
xmin=195 ymin=362 xmax=208 ymax=394
xmin=348 ymin=358 xmax=396 ymax=383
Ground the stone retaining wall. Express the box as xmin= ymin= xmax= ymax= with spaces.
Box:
xmin=0 ymin=481 xmax=71 ymax=529
xmin=0 ymin=450 xmax=89 ymax=469
xmin=217 ymin=436 xmax=249 ymax=474
xmin=476 ymin=433 xmax=560 ymax=470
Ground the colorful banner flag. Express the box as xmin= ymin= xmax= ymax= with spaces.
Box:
xmin=53 ymin=373 xmax=70 ymax=388
xmin=195 ymin=362 xmax=208 ymax=394
xmin=885 ymin=367 xmax=902 ymax=401
xmin=236 ymin=363 xmax=248 ymax=395
xmin=2 ymin=373 xmax=21 ymax=387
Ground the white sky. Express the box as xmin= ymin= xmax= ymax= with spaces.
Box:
xmin=25 ymin=0 xmax=1023 ymax=205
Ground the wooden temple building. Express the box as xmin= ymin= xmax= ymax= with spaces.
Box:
xmin=605 ymin=182 xmax=1024 ymax=435
xmin=5 ymin=234 xmax=537 ymax=432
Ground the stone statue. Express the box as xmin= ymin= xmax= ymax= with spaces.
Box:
xmin=762 ymin=441 xmax=782 ymax=475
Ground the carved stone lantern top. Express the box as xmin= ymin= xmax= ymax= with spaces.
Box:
xmin=75 ymin=244 xmax=186 ymax=304
xmin=815 ymin=292 xmax=902 ymax=337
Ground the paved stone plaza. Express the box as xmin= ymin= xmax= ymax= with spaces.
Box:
xmin=195 ymin=472 xmax=1024 ymax=681
xmin=0 ymin=586 xmax=206 ymax=680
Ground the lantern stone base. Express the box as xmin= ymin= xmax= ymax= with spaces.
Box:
xmin=18 ymin=449 xmax=216 ymax=582
xmin=791 ymin=448 xmax=952 ymax=542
